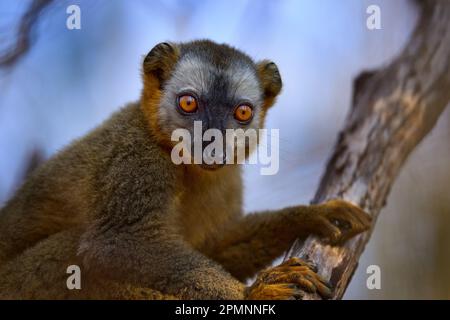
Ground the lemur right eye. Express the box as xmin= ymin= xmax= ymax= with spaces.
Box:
xmin=178 ymin=94 xmax=198 ymax=113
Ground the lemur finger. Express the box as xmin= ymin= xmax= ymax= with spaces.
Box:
xmin=282 ymin=257 xmax=317 ymax=271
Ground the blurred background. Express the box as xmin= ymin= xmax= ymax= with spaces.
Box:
xmin=0 ymin=0 xmax=449 ymax=299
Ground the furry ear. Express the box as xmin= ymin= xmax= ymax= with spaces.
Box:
xmin=141 ymin=42 xmax=180 ymax=147
xmin=143 ymin=42 xmax=180 ymax=89
xmin=256 ymin=60 xmax=282 ymax=109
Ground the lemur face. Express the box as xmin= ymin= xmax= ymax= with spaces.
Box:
xmin=142 ymin=40 xmax=282 ymax=169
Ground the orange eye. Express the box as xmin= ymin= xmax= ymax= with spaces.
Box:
xmin=234 ymin=104 xmax=253 ymax=122
xmin=178 ymin=94 xmax=198 ymax=113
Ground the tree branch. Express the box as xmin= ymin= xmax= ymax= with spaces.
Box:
xmin=0 ymin=0 xmax=52 ymax=68
xmin=285 ymin=0 xmax=450 ymax=299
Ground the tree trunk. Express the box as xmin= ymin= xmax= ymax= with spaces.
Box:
xmin=285 ymin=0 xmax=450 ymax=299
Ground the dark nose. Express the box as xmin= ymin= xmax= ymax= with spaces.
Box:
xmin=202 ymin=134 xmax=227 ymax=164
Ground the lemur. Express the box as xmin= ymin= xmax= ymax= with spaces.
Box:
xmin=0 ymin=40 xmax=371 ymax=299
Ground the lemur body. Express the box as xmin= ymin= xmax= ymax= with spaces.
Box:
xmin=0 ymin=40 xmax=370 ymax=299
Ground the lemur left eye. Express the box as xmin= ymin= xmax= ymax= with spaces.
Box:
xmin=178 ymin=94 xmax=198 ymax=113
xmin=234 ymin=104 xmax=253 ymax=123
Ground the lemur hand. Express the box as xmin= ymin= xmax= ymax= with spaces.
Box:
xmin=309 ymin=199 xmax=372 ymax=244
xmin=246 ymin=257 xmax=332 ymax=300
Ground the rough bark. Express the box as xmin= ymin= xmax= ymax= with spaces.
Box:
xmin=285 ymin=0 xmax=450 ymax=299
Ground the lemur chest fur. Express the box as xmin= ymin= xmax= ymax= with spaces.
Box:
xmin=175 ymin=164 xmax=243 ymax=248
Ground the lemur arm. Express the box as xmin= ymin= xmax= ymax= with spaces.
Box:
xmin=201 ymin=200 xmax=371 ymax=281
xmin=81 ymin=228 xmax=246 ymax=299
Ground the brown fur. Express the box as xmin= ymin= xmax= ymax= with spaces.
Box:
xmin=0 ymin=41 xmax=370 ymax=299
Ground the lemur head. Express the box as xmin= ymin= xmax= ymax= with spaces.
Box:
xmin=141 ymin=40 xmax=282 ymax=170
